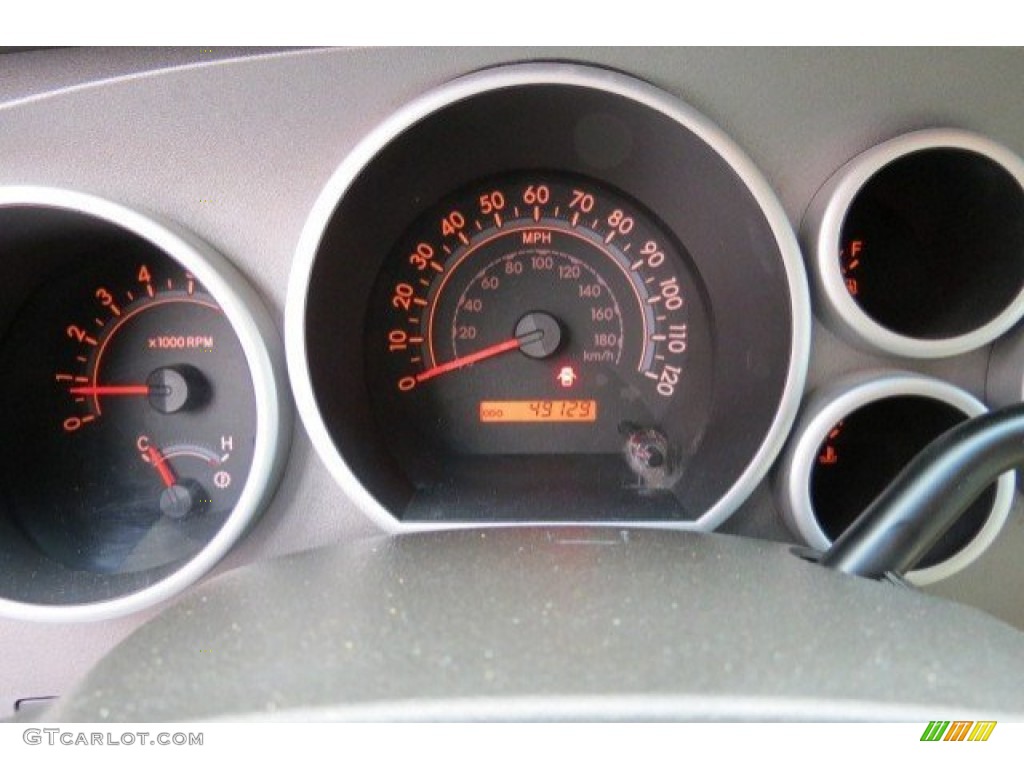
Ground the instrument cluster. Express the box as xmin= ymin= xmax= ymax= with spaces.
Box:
xmin=2 ymin=55 xmax=1023 ymax=624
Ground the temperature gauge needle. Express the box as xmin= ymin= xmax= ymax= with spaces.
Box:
xmin=145 ymin=445 xmax=177 ymax=488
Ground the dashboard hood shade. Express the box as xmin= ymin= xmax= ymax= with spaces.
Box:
xmin=51 ymin=528 xmax=1024 ymax=722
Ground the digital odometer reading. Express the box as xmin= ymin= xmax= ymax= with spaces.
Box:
xmin=479 ymin=400 xmax=597 ymax=423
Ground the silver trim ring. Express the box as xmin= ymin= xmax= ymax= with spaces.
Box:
xmin=776 ymin=371 xmax=1014 ymax=585
xmin=0 ymin=186 xmax=291 ymax=623
xmin=803 ymin=128 xmax=1024 ymax=359
xmin=285 ymin=62 xmax=812 ymax=534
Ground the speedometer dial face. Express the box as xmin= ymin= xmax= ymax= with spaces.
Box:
xmin=290 ymin=63 xmax=809 ymax=529
xmin=367 ymin=174 xmax=712 ymax=517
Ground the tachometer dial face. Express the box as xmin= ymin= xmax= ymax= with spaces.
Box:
xmin=0 ymin=253 xmax=256 ymax=574
xmin=367 ymin=174 xmax=713 ymax=517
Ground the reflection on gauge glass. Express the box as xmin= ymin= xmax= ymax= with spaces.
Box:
xmin=0 ymin=256 xmax=254 ymax=573
xmin=0 ymin=188 xmax=289 ymax=621
xmin=367 ymin=174 xmax=711 ymax=512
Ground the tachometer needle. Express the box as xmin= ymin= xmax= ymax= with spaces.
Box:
xmin=69 ymin=384 xmax=151 ymax=396
xmin=144 ymin=445 xmax=177 ymax=488
xmin=415 ymin=337 xmax=524 ymax=383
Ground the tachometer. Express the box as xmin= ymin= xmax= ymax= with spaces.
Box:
xmin=0 ymin=187 xmax=290 ymax=621
xmin=9 ymin=259 xmax=255 ymax=573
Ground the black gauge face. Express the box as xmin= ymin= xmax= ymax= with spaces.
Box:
xmin=366 ymin=173 xmax=713 ymax=519
xmin=0 ymin=253 xmax=256 ymax=574
xmin=810 ymin=396 xmax=992 ymax=569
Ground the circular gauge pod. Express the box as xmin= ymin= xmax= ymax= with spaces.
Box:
xmin=803 ymin=129 xmax=1024 ymax=358
xmin=776 ymin=372 xmax=1014 ymax=585
xmin=286 ymin=62 xmax=811 ymax=531
xmin=0 ymin=187 xmax=290 ymax=622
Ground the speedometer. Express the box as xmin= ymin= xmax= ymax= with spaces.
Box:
xmin=288 ymin=63 xmax=810 ymax=529
xmin=368 ymin=174 xmax=710 ymax=485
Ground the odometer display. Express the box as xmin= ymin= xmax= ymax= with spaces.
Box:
xmin=479 ymin=400 xmax=597 ymax=423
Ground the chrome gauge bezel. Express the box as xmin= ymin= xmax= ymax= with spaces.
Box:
xmin=286 ymin=62 xmax=811 ymax=532
xmin=776 ymin=371 xmax=1014 ymax=585
xmin=803 ymin=128 xmax=1024 ymax=359
xmin=0 ymin=186 xmax=291 ymax=622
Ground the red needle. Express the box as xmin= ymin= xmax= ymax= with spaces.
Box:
xmin=69 ymin=385 xmax=150 ymax=396
xmin=416 ymin=338 xmax=522 ymax=383
xmin=145 ymin=445 xmax=176 ymax=488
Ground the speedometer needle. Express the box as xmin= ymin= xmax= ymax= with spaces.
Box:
xmin=415 ymin=338 xmax=525 ymax=383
